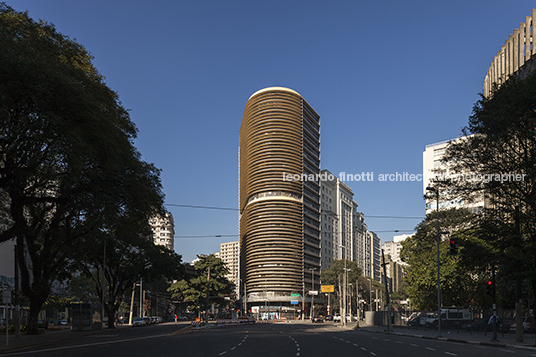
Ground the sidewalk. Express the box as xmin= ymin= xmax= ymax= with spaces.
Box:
xmin=355 ymin=323 xmax=536 ymax=351
xmin=0 ymin=324 xmax=132 ymax=354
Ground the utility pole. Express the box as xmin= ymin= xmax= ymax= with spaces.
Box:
xmin=381 ymin=249 xmax=392 ymax=332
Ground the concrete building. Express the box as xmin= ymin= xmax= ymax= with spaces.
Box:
xmin=319 ymin=169 xmax=354 ymax=269
xmin=483 ymin=10 xmax=536 ymax=97
xmin=239 ymin=87 xmax=321 ymax=313
xmin=319 ymin=170 xmax=381 ymax=281
xmin=218 ymin=241 xmax=239 ymax=292
xmin=381 ymin=253 xmax=405 ymax=294
xmin=381 ymin=234 xmax=412 ymax=266
xmin=149 ymin=212 xmax=175 ymax=251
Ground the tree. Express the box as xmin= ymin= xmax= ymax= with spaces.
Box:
xmin=168 ymin=255 xmax=234 ymax=317
xmin=320 ymin=260 xmax=362 ymax=314
xmin=73 ymin=216 xmax=184 ymax=329
xmin=440 ymin=71 xmax=536 ymax=310
xmin=0 ymin=4 xmax=163 ymax=334
xmin=400 ymin=208 xmax=483 ymax=310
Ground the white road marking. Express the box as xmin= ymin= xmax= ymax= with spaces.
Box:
xmin=426 ymin=347 xmax=436 ymax=351
xmin=0 ymin=333 xmax=171 ymax=356
xmin=410 ymin=343 xmax=419 ymax=347
xmin=219 ymin=352 xmax=227 ymax=356
xmin=444 ymin=353 xmax=457 ymax=356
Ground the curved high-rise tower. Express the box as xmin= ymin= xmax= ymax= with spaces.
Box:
xmin=239 ymin=87 xmax=321 ymax=314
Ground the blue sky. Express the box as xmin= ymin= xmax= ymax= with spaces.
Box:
xmin=7 ymin=0 xmax=535 ymax=262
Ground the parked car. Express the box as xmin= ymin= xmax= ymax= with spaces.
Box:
xmin=407 ymin=312 xmax=424 ymax=326
xmin=509 ymin=316 xmax=535 ymax=332
xmin=324 ymin=315 xmax=334 ymax=321
xmin=333 ymin=314 xmax=341 ymax=322
xmin=132 ymin=317 xmax=145 ymax=327
xmin=312 ymin=315 xmax=324 ymax=323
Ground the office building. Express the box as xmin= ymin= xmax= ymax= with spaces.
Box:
xmin=239 ymin=87 xmax=321 ymax=312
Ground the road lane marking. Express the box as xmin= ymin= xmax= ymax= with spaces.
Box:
xmin=499 ymin=350 xmax=515 ymax=354
xmin=370 ymin=353 xmax=377 ymax=356
xmin=361 ymin=347 xmax=367 ymax=351
xmin=353 ymin=343 xmax=359 ymax=347
xmin=444 ymin=353 xmax=457 ymax=356
xmin=0 ymin=333 xmax=171 ymax=356
xmin=231 ymin=347 xmax=236 ymax=350
xmin=383 ymin=338 xmax=390 ymax=341
xmin=426 ymin=347 xmax=436 ymax=351
xmin=410 ymin=343 xmax=419 ymax=347
xmin=218 ymin=352 xmax=227 ymax=356
xmin=395 ymin=341 xmax=403 ymax=344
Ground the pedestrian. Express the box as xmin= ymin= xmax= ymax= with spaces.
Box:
xmin=488 ymin=315 xmax=500 ymax=325
xmin=174 ymin=314 xmax=178 ymax=322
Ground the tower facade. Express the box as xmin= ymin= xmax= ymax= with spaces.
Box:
xmin=239 ymin=87 xmax=320 ymax=311
xmin=149 ymin=212 xmax=174 ymax=251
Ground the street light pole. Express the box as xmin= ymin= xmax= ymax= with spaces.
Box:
xmin=339 ymin=245 xmax=346 ymax=327
xmin=309 ymin=268 xmax=316 ymax=320
xmin=426 ymin=186 xmax=442 ymax=338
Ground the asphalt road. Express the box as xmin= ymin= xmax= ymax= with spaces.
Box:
xmin=2 ymin=322 xmax=536 ymax=357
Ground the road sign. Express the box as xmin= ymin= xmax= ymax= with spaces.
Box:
xmin=308 ymin=290 xmax=318 ymax=295
xmin=291 ymin=293 xmax=300 ymax=297
xmin=291 ymin=300 xmax=299 ymax=305
xmin=321 ymin=285 xmax=335 ymax=293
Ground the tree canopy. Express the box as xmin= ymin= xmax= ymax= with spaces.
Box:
xmin=0 ymin=4 xmax=165 ymax=333
xmin=168 ymin=255 xmax=234 ymax=316
xmin=400 ymin=208 xmax=488 ymax=310
xmin=438 ymin=71 xmax=536 ymax=310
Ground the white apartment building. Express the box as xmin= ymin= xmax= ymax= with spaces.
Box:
xmin=149 ymin=212 xmax=175 ymax=251
xmin=423 ymin=139 xmax=484 ymax=214
xmin=218 ymin=241 xmax=239 ymax=291
xmin=320 ymin=169 xmax=353 ymax=269
xmin=320 ymin=169 xmax=381 ymax=280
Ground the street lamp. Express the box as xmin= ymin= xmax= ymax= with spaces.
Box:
xmin=426 ymin=186 xmax=442 ymax=337
xmin=339 ymin=245 xmax=347 ymax=327
xmin=309 ymin=268 xmax=317 ymax=320
xmin=343 ymin=268 xmax=351 ymax=325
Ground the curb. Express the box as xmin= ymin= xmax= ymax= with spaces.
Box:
xmin=359 ymin=328 xmax=536 ymax=351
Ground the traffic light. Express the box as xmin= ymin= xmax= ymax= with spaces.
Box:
xmin=486 ymin=280 xmax=493 ymax=296
xmin=449 ymin=237 xmax=458 ymax=256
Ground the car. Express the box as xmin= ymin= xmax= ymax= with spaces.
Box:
xmin=407 ymin=312 xmax=423 ymax=326
xmin=324 ymin=315 xmax=334 ymax=321
xmin=312 ymin=315 xmax=324 ymax=323
xmin=132 ymin=317 xmax=145 ymax=327
xmin=510 ymin=316 xmax=535 ymax=332
xmin=59 ymin=319 xmax=68 ymax=325
xmin=333 ymin=314 xmax=341 ymax=322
